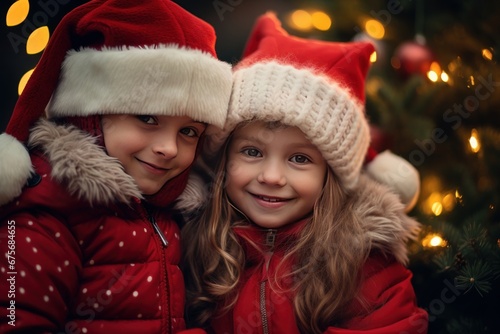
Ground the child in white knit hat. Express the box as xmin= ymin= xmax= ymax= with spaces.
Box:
xmin=182 ymin=13 xmax=428 ymax=334
xmin=0 ymin=0 xmax=231 ymax=333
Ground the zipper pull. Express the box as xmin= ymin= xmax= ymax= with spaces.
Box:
xmin=265 ymin=229 xmax=277 ymax=250
xmin=149 ymin=215 xmax=169 ymax=247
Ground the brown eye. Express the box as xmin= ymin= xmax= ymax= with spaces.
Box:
xmin=290 ymin=155 xmax=310 ymax=164
xmin=136 ymin=115 xmax=157 ymax=125
xmin=180 ymin=127 xmax=198 ymax=137
xmin=242 ymin=148 xmax=261 ymax=157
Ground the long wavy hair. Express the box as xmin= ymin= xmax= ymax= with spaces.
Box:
xmin=182 ymin=124 xmax=371 ymax=333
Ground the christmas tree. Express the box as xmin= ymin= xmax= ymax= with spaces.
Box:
xmin=3 ymin=0 xmax=500 ymax=332
xmin=280 ymin=1 xmax=500 ymax=333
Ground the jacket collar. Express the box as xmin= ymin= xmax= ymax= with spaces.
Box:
xmin=216 ymin=174 xmax=420 ymax=265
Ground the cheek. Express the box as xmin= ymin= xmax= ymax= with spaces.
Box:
xmin=297 ymin=173 xmax=325 ymax=200
xmin=177 ymin=144 xmax=198 ymax=168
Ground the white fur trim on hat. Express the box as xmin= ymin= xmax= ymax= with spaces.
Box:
xmin=206 ymin=61 xmax=370 ymax=190
xmin=47 ymin=44 xmax=232 ymax=128
xmin=0 ymin=133 xmax=34 ymax=206
xmin=365 ymin=150 xmax=420 ymax=212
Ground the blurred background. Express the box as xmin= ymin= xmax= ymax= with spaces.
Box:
xmin=2 ymin=0 xmax=500 ymax=332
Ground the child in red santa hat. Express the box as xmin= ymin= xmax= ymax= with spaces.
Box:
xmin=0 ymin=0 xmax=231 ymax=333
xmin=181 ymin=12 xmax=428 ymax=334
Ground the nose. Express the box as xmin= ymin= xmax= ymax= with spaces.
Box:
xmin=257 ymin=159 xmax=286 ymax=186
xmin=152 ymin=133 xmax=178 ymax=159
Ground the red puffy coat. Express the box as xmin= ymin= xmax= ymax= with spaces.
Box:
xmin=0 ymin=120 xmax=203 ymax=333
xmin=208 ymin=175 xmax=429 ymax=334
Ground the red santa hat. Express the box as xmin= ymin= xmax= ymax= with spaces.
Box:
xmin=206 ymin=12 xmax=373 ymax=191
xmin=0 ymin=0 xmax=232 ymax=205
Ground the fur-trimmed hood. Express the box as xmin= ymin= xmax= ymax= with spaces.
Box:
xmin=0 ymin=119 xmax=192 ymax=208
xmin=26 ymin=119 xmax=142 ymax=205
xmin=176 ymin=170 xmax=421 ymax=265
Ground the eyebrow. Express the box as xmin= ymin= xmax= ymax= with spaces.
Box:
xmin=233 ymin=134 xmax=317 ymax=150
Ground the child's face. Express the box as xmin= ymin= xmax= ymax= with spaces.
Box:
xmin=225 ymin=121 xmax=327 ymax=229
xmin=102 ymin=115 xmax=206 ymax=195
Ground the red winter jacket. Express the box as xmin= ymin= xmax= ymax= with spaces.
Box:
xmin=0 ymin=120 xmax=204 ymax=334
xmin=208 ymin=175 xmax=429 ymax=334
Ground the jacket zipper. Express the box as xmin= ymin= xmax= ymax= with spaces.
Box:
xmin=137 ymin=201 xmax=171 ymax=332
xmin=260 ymin=229 xmax=277 ymax=334
xmin=149 ymin=214 xmax=169 ymax=247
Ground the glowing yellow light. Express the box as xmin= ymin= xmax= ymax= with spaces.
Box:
xmin=311 ymin=11 xmax=331 ymax=31
xmin=427 ymin=71 xmax=439 ymax=82
xmin=364 ymin=19 xmax=385 ymax=39
xmin=370 ymin=51 xmax=377 ymax=63
xmin=469 ymin=128 xmax=481 ymax=153
xmin=469 ymin=75 xmax=475 ymax=86
xmin=441 ymin=71 xmax=449 ymax=82
xmin=442 ymin=193 xmax=456 ymax=211
xmin=430 ymin=62 xmax=441 ymax=73
xmin=422 ymin=233 xmax=447 ymax=248
xmin=290 ymin=10 xmax=312 ymax=31
xmin=26 ymin=26 xmax=50 ymax=54
xmin=430 ymin=235 xmax=445 ymax=247
xmin=482 ymin=48 xmax=493 ymax=61
xmin=431 ymin=202 xmax=443 ymax=216
xmin=6 ymin=0 xmax=30 ymax=27
xmin=18 ymin=68 xmax=34 ymax=95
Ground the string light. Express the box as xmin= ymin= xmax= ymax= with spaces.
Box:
xmin=6 ymin=0 xmax=51 ymax=95
xmin=27 ymin=26 xmax=50 ymax=54
xmin=288 ymin=10 xmax=332 ymax=31
xmin=481 ymin=48 xmax=493 ymax=61
xmin=469 ymin=128 xmax=481 ymax=153
xmin=6 ymin=0 xmax=30 ymax=26
xmin=18 ymin=69 xmax=34 ymax=95
xmin=364 ymin=19 xmax=385 ymax=39
xmin=422 ymin=233 xmax=447 ymax=248
xmin=311 ymin=11 xmax=331 ymax=31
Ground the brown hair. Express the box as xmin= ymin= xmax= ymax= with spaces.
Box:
xmin=182 ymin=123 xmax=370 ymax=333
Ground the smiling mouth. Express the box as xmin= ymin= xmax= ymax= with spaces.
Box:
xmin=137 ymin=158 xmax=169 ymax=171
xmin=254 ymin=194 xmax=290 ymax=202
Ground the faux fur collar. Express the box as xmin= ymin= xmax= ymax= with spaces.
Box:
xmin=28 ymin=119 xmax=142 ymax=205
xmin=176 ymin=170 xmax=421 ymax=265
xmin=352 ymin=174 xmax=420 ymax=264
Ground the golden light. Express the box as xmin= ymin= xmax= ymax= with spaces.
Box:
xmin=427 ymin=71 xmax=439 ymax=82
xmin=311 ymin=11 xmax=331 ymax=31
xmin=468 ymin=75 xmax=475 ymax=87
xmin=423 ymin=192 xmax=442 ymax=216
xmin=442 ymin=192 xmax=456 ymax=211
xmin=6 ymin=0 xmax=30 ymax=27
xmin=27 ymin=26 xmax=50 ymax=54
xmin=440 ymin=71 xmax=449 ymax=82
xmin=290 ymin=10 xmax=312 ymax=31
xmin=370 ymin=51 xmax=377 ymax=63
xmin=430 ymin=61 xmax=441 ymax=73
xmin=469 ymin=128 xmax=481 ymax=153
xmin=481 ymin=48 xmax=493 ymax=61
xmin=18 ymin=68 xmax=34 ymax=95
xmin=364 ymin=19 xmax=385 ymax=39
xmin=422 ymin=233 xmax=447 ymax=248
xmin=431 ymin=202 xmax=443 ymax=216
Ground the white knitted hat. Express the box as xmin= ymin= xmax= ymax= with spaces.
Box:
xmin=206 ymin=12 xmax=374 ymax=191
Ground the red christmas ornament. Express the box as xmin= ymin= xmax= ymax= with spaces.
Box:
xmin=392 ymin=40 xmax=435 ymax=78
